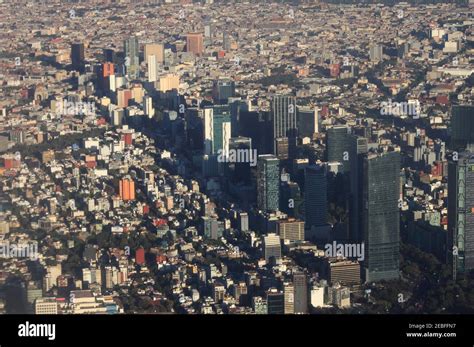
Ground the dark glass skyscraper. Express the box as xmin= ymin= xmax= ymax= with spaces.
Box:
xmin=327 ymin=125 xmax=351 ymax=172
xmin=450 ymin=105 xmax=474 ymax=151
xmin=257 ymin=155 xmax=280 ymax=212
xmin=304 ymin=164 xmax=328 ymax=230
xmin=362 ymin=151 xmax=400 ymax=282
xmin=71 ymin=43 xmax=85 ymax=72
xmin=349 ymin=135 xmax=368 ymax=242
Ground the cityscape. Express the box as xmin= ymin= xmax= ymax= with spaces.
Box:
xmin=0 ymin=0 xmax=474 ymax=320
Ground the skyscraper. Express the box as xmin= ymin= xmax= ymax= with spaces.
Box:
xmin=266 ymin=288 xmax=284 ymax=314
xmin=257 ymin=154 xmax=280 ymax=212
xmin=297 ymin=106 xmax=319 ymax=138
xmin=71 ymin=43 xmax=85 ymax=72
xmin=450 ymin=105 xmax=474 ymax=150
xmin=283 ymin=282 xmax=294 ymax=314
xmin=203 ymin=105 xmax=231 ymax=155
xmin=362 ymin=151 xmax=400 ymax=282
xmin=203 ymin=106 xmax=231 ymax=177
xmin=349 ymin=135 xmax=368 ymax=242
xmin=124 ymin=36 xmax=139 ymax=79
xmin=448 ymin=150 xmax=474 ymax=277
xmin=271 ymin=95 xmax=297 ymax=155
xmin=147 ymin=55 xmax=158 ymax=82
xmin=228 ymin=136 xmax=252 ymax=184
xmin=186 ymin=33 xmax=204 ymax=56
xmin=304 ymin=164 xmax=328 ymax=230
xmin=327 ymin=125 xmax=351 ymax=172
xmin=143 ymin=95 xmax=154 ymax=118
xmin=276 ymin=219 xmax=305 ymax=242
xmin=293 ymin=272 xmax=308 ymax=314
xmin=212 ymin=79 xmax=235 ymax=104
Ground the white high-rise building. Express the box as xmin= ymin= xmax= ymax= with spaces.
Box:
xmin=148 ymin=55 xmax=158 ymax=82
xmin=204 ymin=108 xmax=214 ymax=155
xmin=143 ymin=95 xmax=154 ymax=118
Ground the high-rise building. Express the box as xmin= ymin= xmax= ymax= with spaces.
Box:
xmin=369 ymin=43 xmax=383 ymax=62
xmin=223 ymin=30 xmax=231 ymax=51
xmin=117 ymin=89 xmax=132 ymax=108
xmin=450 ymin=105 xmax=474 ymax=150
xmin=327 ymin=125 xmax=351 ymax=172
xmin=233 ymin=282 xmax=248 ymax=305
xmin=293 ymin=272 xmax=308 ymax=314
xmin=362 ymin=151 xmax=400 ymax=282
xmin=201 ymin=216 xmax=222 ymax=240
xmin=239 ymin=212 xmax=249 ymax=232
xmin=263 ymin=233 xmax=281 ymax=263
xmin=186 ymin=33 xmax=204 ymax=56
xmin=103 ymin=48 xmax=115 ymax=63
xmin=212 ymin=79 xmax=235 ymax=104
xmin=252 ymin=296 xmax=268 ymax=314
xmin=119 ymin=178 xmax=136 ymax=201
xmin=228 ymin=136 xmax=252 ymax=184
xmin=144 ymin=43 xmax=164 ymax=64
xmin=147 ymin=55 xmax=158 ymax=82
xmin=71 ymin=43 xmax=85 ymax=72
xmin=101 ymin=62 xmax=114 ymax=78
xmin=326 ymin=259 xmax=361 ymax=285
xmin=305 ymin=164 xmax=328 ymax=230
xmin=349 ymin=135 xmax=368 ymax=242
xmin=257 ymin=155 xmax=280 ymax=212
xmin=143 ymin=96 xmax=154 ymax=118
xmin=158 ymin=73 xmax=179 ymax=92
xmin=203 ymin=106 xmax=231 ymax=156
xmin=213 ymin=283 xmax=225 ymax=303
xmin=271 ymin=95 xmax=297 ymax=155
xmin=275 ymin=137 xmax=289 ymax=160
xmin=266 ymin=288 xmax=284 ymax=314
xmin=297 ymin=106 xmax=319 ymax=138
xmin=276 ymin=219 xmax=304 ymax=242
xmin=124 ymin=36 xmax=139 ymax=79
xmin=448 ymin=150 xmax=474 ymax=277
xmin=283 ymin=282 xmax=294 ymax=314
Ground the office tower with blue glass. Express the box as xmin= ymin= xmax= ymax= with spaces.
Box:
xmin=203 ymin=105 xmax=231 ymax=177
